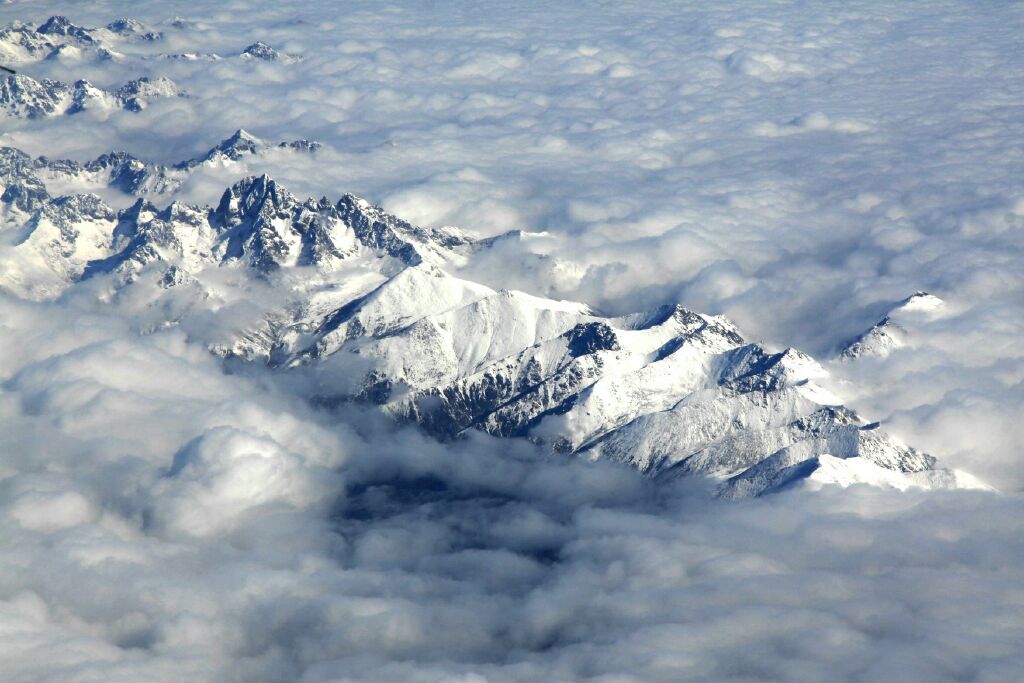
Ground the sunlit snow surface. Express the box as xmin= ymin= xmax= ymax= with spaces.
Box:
xmin=0 ymin=2 xmax=1022 ymax=682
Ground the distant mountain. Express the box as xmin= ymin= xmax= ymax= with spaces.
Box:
xmin=35 ymin=15 xmax=161 ymax=45
xmin=104 ymin=18 xmax=163 ymax=42
xmin=240 ymin=42 xmax=298 ymax=62
xmin=28 ymin=129 xmax=320 ymax=198
xmin=0 ymin=73 xmax=182 ymax=118
xmin=0 ymin=141 xmax=988 ymax=497
xmin=0 ymin=16 xmax=294 ymax=67
xmin=0 ymin=16 xmax=163 ymax=69
xmin=0 ymin=22 xmax=62 ymax=64
xmin=840 ymin=292 xmax=946 ymax=360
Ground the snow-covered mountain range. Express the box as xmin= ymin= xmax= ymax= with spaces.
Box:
xmin=0 ymin=72 xmax=182 ymax=118
xmin=0 ymin=13 xmax=302 ymax=120
xmin=6 ymin=128 xmax=318 ymax=204
xmin=0 ymin=16 xmax=162 ymax=68
xmin=0 ymin=15 xmax=293 ymax=68
xmin=0 ymin=136 xmax=988 ymax=497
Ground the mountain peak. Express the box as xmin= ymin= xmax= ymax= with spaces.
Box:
xmin=218 ymin=173 xmax=291 ymax=217
xmin=36 ymin=16 xmax=94 ymax=44
xmin=220 ymin=128 xmax=263 ymax=150
xmin=116 ymin=77 xmax=182 ymax=111
xmin=232 ymin=128 xmax=257 ymax=140
xmin=241 ymin=42 xmax=281 ymax=61
xmin=897 ymin=291 xmax=944 ymax=313
xmin=106 ymin=18 xmax=145 ymax=34
xmin=195 ymin=129 xmax=265 ymax=165
xmin=0 ymin=74 xmax=69 ymax=118
xmin=36 ymin=16 xmax=71 ymax=33
xmin=105 ymin=18 xmax=161 ymax=40
xmin=0 ymin=74 xmax=183 ymax=119
xmin=840 ymin=291 xmax=947 ymax=360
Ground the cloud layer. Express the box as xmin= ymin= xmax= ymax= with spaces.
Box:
xmin=1 ymin=1 xmax=1023 ymax=681
xmin=1 ymin=295 xmax=1022 ymax=682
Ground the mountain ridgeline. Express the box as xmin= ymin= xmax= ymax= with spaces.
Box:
xmin=0 ymin=135 xmax=987 ymax=497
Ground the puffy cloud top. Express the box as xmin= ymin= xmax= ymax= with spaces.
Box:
xmin=0 ymin=1 xmax=1022 ymax=681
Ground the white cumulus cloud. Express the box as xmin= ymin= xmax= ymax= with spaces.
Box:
xmin=0 ymin=1 xmax=1022 ymax=681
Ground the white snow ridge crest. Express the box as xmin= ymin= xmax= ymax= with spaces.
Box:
xmin=839 ymin=291 xmax=946 ymax=360
xmin=0 ymin=138 xmax=987 ymax=498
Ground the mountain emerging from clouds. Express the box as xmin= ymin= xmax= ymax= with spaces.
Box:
xmin=0 ymin=15 xmax=185 ymax=119
xmin=0 ymin=4 xmax=1021 ymax=681
xmin=0 ymin=15 xmax=289 ymax=68
xmin=0 ymin=73 xmax=182 ymax=118
xmin=839 ymin=291 xmax=946 ymax=360
xmin=0 ymin=135 xmax=987 ymax=498
xmin=29 ymin=128 xmax=319 ymax=197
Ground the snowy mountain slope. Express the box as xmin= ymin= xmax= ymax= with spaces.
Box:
xmin=0 ymin=22 xmax=60 ymax=65
xmin=0 ymin=140 xmax=986 ymax=497
xmin=718 ymin=414 xmax=986 ymax=499
xmin=840 ymin=291 xmax=946 ymax=360
xmin=0 ymin=146 xmax=472 ymax=303
xmin=0 ymin=192 xmax=116 ymax=299
xmin=19 ymin=129 xmax=319 ymax=199
xmin=0 ymin=147 xmax=49 ymax=216
xmin=329 ymin=288 xmax=594 ymax=390
xmin=295 ymin=265 xmax=496 ymax=362
xmin=0 ymin=16 xmax=161 ymax=68
xmin=0 ymin=73 xmax=182 ymax=118
xmin=241 ymin=41 xmax=299 ymax=63
xmin=192 ymin=129 xmax=322 ymax=167
xmin=35 ymin=15 xmax=98 ymax=45
xmin=103 ymin=18 xmax=163 ymax=42
xmin=1 ymin=16 xmax=297 ymax=68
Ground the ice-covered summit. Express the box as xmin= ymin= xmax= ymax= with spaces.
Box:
xmin=198 ymin=129 xmax=264 ymax=163
xmin=840 ymin=291 xmax=946 ymax=360
xmin=240 ymin=41 xmax=299 ymax=63
xmin=241 ymin=42 xmax=281 ymax=61
xmin=105 ymin=18 xmax=162 ymax=41
xmin=36 ymin=15 xmax=95 ymax=44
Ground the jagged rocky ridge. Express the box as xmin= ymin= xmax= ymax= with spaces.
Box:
xmin=0 ymin=142 xmax=987 ymax=497
xmin=0 ymin=16 xmax=294 ymax=67
xmin=17 ymin=129 xmax=319 ymax=199
xmin=241 ymin=41 xmax=299 ymax=63
xmin=0 ymin=16 xmax=163 ymax=68
xmin=0 ymin=73 xmax=182 ymax=118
